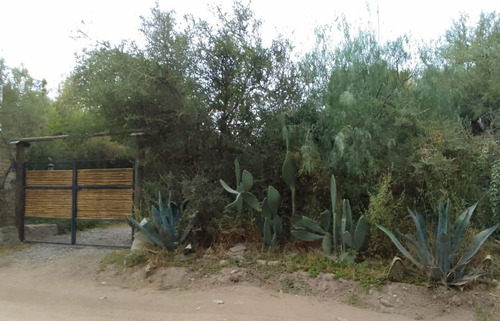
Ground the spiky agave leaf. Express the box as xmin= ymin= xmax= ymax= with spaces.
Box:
xmin=376 ymin=224 xmax=423 ymax=270
xmin=437 ymin=199 xmax=451 ymax=236
xmin=127 ymin=216 xmax=164 ymax=249
xmin=453 ymin=222 xmax=500 ymax=275
xmin=435 ymin=233 xmax=452 ymax=277
xmin=408 ymin=208 xmax=429 ymax=252
xmin=399 ymin=233 xmax=432 ymax=268
xmin=451 ymin=202 xmax=477 ymax=254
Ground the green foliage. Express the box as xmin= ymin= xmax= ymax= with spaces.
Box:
xmin=439 ymin=12 xmax=500 ymax=129
xmin=283 ymin=251 xmax=386 ymax=291
xmin=0 ymin=62 xmax=50 ymax=139
xmin=282 ymin=151 xmax=298 ymax=217
xmin=365 ymin=172 xmax=408 ymax=258
xmin=292 ymin=174 xmax=368 ymax=260
xmin=220 ymin=159 xmax=260 ymax=213
xmin=489 ymin=158 xmax=500 ymax=226
xmin=341 ymin=199 xmax=369 ymax=252
xmin=220 ymin=159 xmax=283 ymax=250
xmin=261 ymin=186 xmax=283 ymax=250
xmin=8 ymin=1 xmax=500 ymax=266
xmin=127 ymin=191 xmax=196 ymax=252
xmin=377 ymin=199 xmax=500 ymax=286
xmin=100 ymin=250 xmax=147 ymax=268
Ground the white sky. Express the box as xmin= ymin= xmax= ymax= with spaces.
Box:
xmin=0 ymin=0 xmax=497 ymax=97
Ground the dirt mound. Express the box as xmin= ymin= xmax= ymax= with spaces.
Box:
xmin=94 ymin=260 xmax=499 ymax=321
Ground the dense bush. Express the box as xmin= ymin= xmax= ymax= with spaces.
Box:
xmin=3 ymin=3 xmax=499 ymax=255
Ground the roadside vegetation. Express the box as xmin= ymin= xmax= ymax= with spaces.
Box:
xmin=2 ymin=0 xmax=500 ymax=301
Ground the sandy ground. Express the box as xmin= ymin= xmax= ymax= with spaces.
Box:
xmin=0 ymin=226 xmax=498 ymax=321
xmin=0 ymin=251 xmax=415 ymax=321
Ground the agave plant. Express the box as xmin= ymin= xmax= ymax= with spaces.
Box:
xmin=127 ymin=191 xmax=196 ymax=252
xmin=291 ymin=174 xmax=369 ymax=259
xmin=377 ymin=199 xmax=500 ymax=285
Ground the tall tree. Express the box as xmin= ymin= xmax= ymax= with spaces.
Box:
xmin=440 ymin=12 xmax=500 ymax=133
xmin=0 ymin=60 xmax=50 ymax=139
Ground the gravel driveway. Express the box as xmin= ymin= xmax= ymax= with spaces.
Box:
xmin=8 ymin=224 xmax=133 ymax=262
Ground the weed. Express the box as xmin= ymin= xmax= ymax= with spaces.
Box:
xmin=280 ymin=250 xmax=386 ymax=291
xmin=0 ymin=243 xmax=31 ymax=256
xmin=100 ymin=250 xmax=147 ymax=268
xmin=280 ymin=276 xmax=313 ymax=295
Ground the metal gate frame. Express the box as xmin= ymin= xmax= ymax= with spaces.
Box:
xmin=23 ymin=160 xmax=134 ymax=247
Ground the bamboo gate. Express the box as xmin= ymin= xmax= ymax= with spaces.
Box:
xmin=24 ymin=164 xmax=134 ymax=245
xmin=10 ymin=129 xmax=146 ymax=245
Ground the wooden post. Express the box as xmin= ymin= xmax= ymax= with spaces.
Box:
xmin=70 ymin=161 xmax=77 ymax=245
xmin=14 ymin=142 xmax=28 ymax=242
xmin=133 ymin=135 xmax=145 ymax=212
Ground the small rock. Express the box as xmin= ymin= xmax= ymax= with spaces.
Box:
xmin=229 ymin=273 xmax=242 ymax=282
xmin=99 ymin=296 xmax=107 ymax=300
xmin=212 ymin=299 xmax=224 ymax=304
xmin=336 ymin=318 xmax=348 ymax=321
xmin=380 ymin=298 xmax=393 ymax=307
xmin=451 ymin=294 xmax=462 ymax=306
xmin=130 ymin=231 xmax=148 ymax=254
xmin=322 ymin=273 xmax=335 ymax=282
xmin=267 ymin=261 xmax=279 ymax=266
xmin=100 ymin=281 xmax=107 ymax=285
xmin=195 ymin=306 xmax=202 ymax=311
xmin=228 ymin=243 xmax=247 ymax=255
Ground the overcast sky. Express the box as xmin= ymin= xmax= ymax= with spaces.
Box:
xmin=0 ymin=0 xmax=497 ymax=97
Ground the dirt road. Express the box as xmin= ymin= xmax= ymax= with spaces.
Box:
xmin=0 ymin=248 xmax=416 ymax=321
xmin=0 ymin=225 xmax=491 ymax=321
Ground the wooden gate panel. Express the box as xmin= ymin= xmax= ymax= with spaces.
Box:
xmin=24 ymin=168 xmax=133 ymax=220
xmin=77 ymin=169 xmax=133 ymax=186
xmin=25 ymin=189 xmax=72 ymax=218
xmin=77 ymin=189 xmax=133 ymax=219
xmin=25 ymin=170 xmax=73 ymax=186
